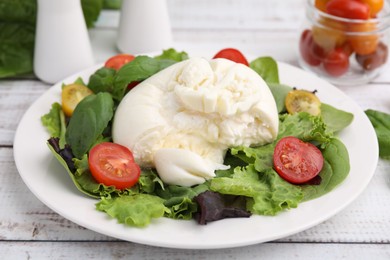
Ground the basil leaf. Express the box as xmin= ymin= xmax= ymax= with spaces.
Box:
xmin=65 ymin=92 xmax=114 ymax=158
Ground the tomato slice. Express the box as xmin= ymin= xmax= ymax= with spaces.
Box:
xmin=273 ymin=136 xmax=324 ymax=184
xmin=285 ymin=89 xmax=321 ymax=116
xmin=61 ymin=83 xmax=93 ymax=117
xmin=104 ymin=54 xmax=135 ymax=70
xmin=88 ymin=142 xmax=141 ymax=190
xmin=212 ymin=48 xmax=249 ymax=66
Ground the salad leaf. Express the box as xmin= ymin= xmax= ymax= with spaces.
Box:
xmin=154 ymin=48 xmax=189 ymax=62
xmin=321 ymin=103 xmax=354 ymax=133
xmin=103 ymin=0 xmax=122 ymax=9
xmin=41 ymin=103 xmax=62 ymax=138
xmin=156 ymin=184 xmax=209 ymax=220
xmin=113 ymin=56 xmax=177 ymax=101
xmin=87 ymin=67 xmax=117 ymax=94
xmin=0 ymin=0 xmax=103 ymax=78
xmin=210 ymin=165 xmax=303 ymax=215
xmin=301 ymin=138 xmax=350 ymax=201
xmin=81 ymin=0 xmax=104 ymax=28
xmin=66 ymin=92 xmax=114 ymax=158
xmin=365 ymin=109 xmax=390 ymax=159
xmin=250 ymin=56 xmax=279 ymax=84
xmin=96 ymin=194 xmax=169 ymax=227
xmin=267 ymin=83 xmax=292 ymax=113
xmin=194 ymin=191 xmax=250 ymax=225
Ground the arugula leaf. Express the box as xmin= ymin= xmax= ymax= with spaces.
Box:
xmin=250 ymin=56 xmax=279 ymax=84
xmin=65 ymin=92 xmax=114 ymax=158
xmin=365 ymin=109 xmax=390 ymax=159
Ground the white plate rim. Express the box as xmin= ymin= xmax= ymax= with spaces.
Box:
xmin=13 ymin=60 xmax=379 ymax=249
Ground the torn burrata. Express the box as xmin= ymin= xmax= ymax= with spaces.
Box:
xmin=112 ymin=57 xmax=279 ymax=186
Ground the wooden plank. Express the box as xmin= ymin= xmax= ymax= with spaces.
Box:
xmin=0 ymin=241 xmax=389 ymax=259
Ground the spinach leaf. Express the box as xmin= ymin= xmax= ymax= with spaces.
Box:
xmin=267 ymin=82 xmax=292 ymax=113
xmin=365 ymin=109 xmax=390 ymax=159
xmin=113 ymin=55 xmax=176 ymax=101
xmin=80 ymin=0 xmax=104 ymax=28
xmin=321 ymin=103 xmax=354 ymax=133
xmin=250 ymin=56 xmax=279 ymax=84
xmin=65 ymin=92 xmax=114 ymax=158
xmin=301 ymin=138 xmax=350 ymax=201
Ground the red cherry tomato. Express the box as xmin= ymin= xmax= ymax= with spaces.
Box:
xmin=88 ymin=142 xmax=141 ymax=190
xmin=323 ymin=48 xmax=350 ymax=77
xmin=326 ymin=0 xmax=371 ymax=19
xmin=273 ymin=136 xmax=324 ymax=184
xmin=212 ymin=48 xmax=249 ymax=66
xmin=299 ymin=29 xmax=325 ymax=66
xmin=104 ymin=54 xmax=135 ymax=70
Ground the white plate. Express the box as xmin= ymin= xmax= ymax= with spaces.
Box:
xmin=13 ymin=61 xmax=378 ymax=249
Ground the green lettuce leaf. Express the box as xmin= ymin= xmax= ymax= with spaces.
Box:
xmin=211 ymin=165 xmax=303 ymax=215
xmin=96 ymin=194 xmax=169 ymax=227
xmin=365 ymin=109 xmax=390 ymax=159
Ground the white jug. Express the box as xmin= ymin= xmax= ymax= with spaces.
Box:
xmin=117 ymin=0 xmax=173 ymax=54
xmin=34 ymin=0 xmax=95 ymax=84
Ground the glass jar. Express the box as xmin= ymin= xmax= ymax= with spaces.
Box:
xmin=298 ymin=0 xmax=390 ymax=86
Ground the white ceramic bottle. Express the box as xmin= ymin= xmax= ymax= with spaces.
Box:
xmin=34 ymin=0 xmax=95 ymax=84
xmin=116 ymin=0 xmax=173 ymax=54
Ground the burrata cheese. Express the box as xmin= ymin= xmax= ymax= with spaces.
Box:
xmin=112 ymin=57 xmax=279 ymax=186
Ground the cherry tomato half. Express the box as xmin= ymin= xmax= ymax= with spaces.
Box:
xmin=299 ymin=29 xmax=325 ymax=66
xmin=212 ymin=48 xmax=249 ymax=66
xmin=88 ymin=142 xmax=141 ymax=190
xmin=273 ymin=136 xmax=324 ymax=184
xmin=323 ymin=48 xmax=350 ymax=76
xmin=326 ymin=0 xmax=371 ymax=20
xmin=285 ymin=89 xmax=321 ymax=116
xmin=104 ymin=54 xmax=135 ymax=70
xmin=61 ymin=83 xmax=93 ymax=117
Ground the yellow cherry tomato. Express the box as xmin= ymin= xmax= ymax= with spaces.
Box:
xmin=61 ymin=83 xmax=93 ymax=117
xmin=285 ymin=89 xmax=321 ymax=116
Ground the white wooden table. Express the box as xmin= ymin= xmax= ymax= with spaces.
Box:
xmin=1 ymin=0 xmax=390 ymax=258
